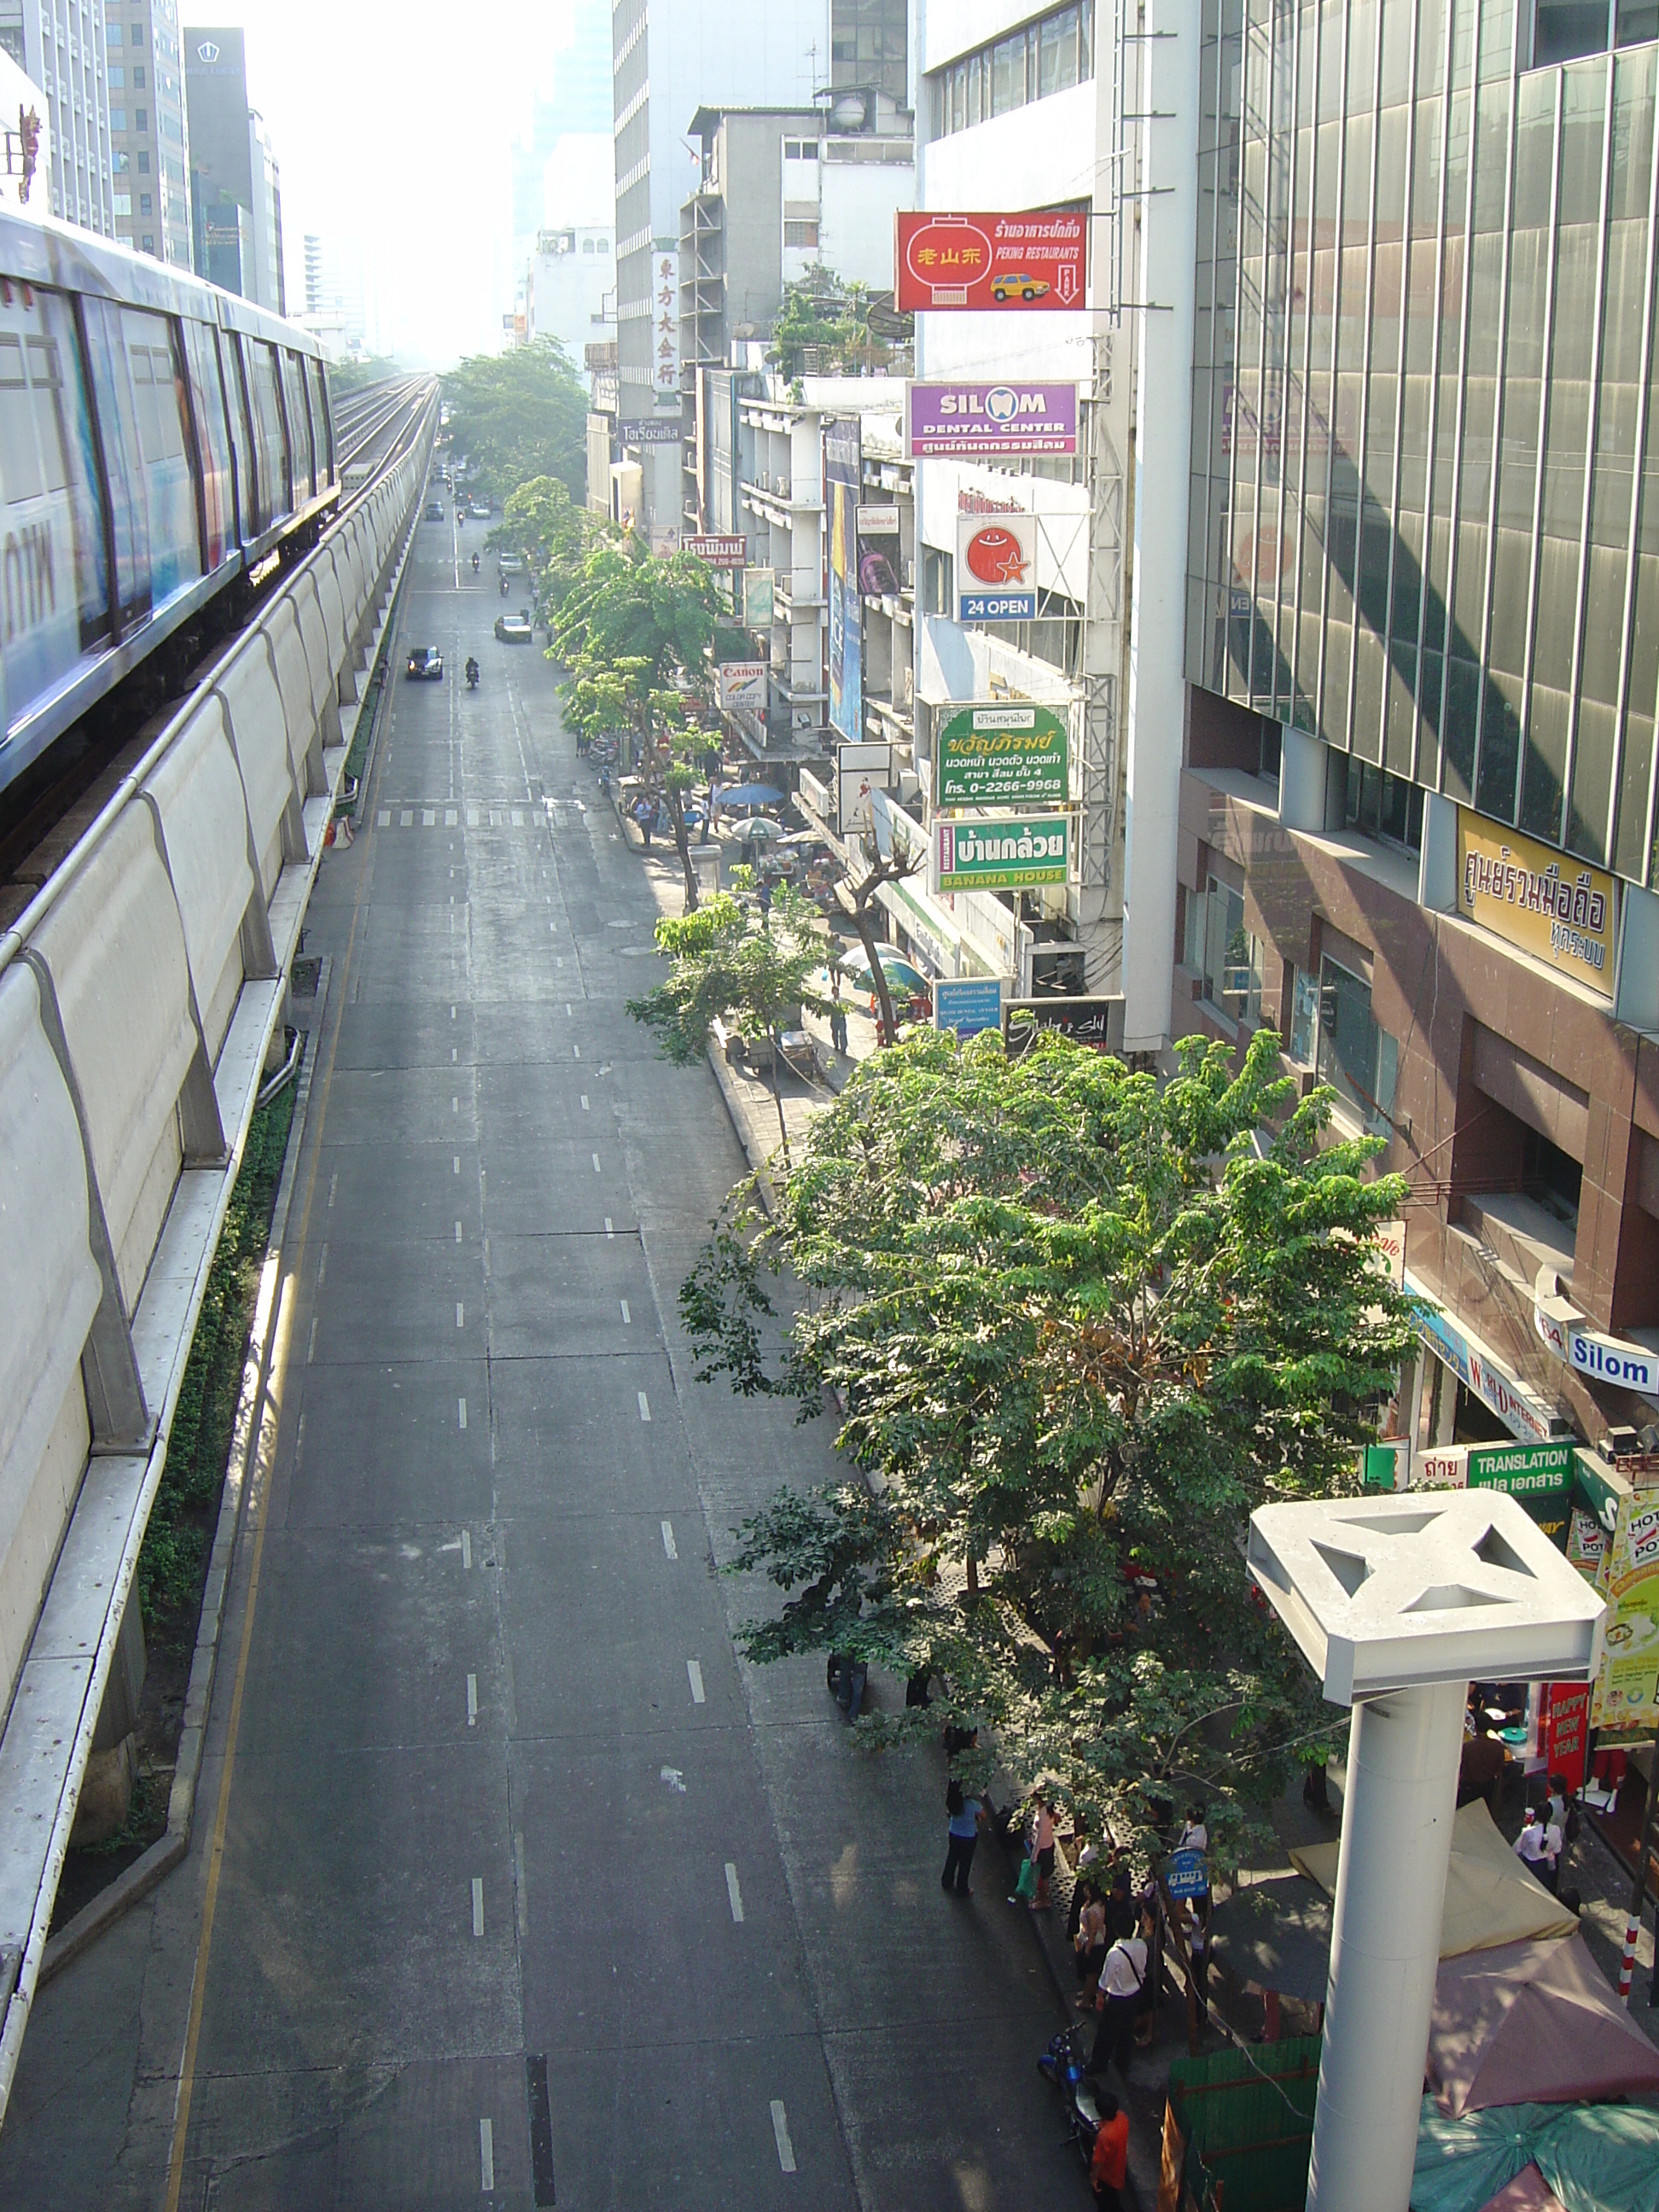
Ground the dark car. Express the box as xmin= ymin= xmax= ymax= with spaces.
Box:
xmin=406 ymin=646 xmax=445 ymax=680
xmin=424 ymin=500 xmax=445 ymax=521
xmin=494 ymin=614 xmax=533 ymax=643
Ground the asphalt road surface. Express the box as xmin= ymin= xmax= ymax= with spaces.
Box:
xmin=0 ymin=509 xmax=1086 ymax=2210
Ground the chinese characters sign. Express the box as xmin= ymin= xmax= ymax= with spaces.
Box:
xmin=1457 ymin=809 xmax=1616 ymax=999
xmin=895 ymin=212 xmax=1086 ymax=312
xmin=654 ymin=251 xmax=680 ymax=401
xmin=936 ymin=703 xmax=1068 ymax=807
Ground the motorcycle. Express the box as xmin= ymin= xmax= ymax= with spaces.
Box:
xmin=472 ymin=552 xmax=480 ymax=574
xmin=1037 ymin=2023 xmax=1105 ymax=2166
xmin=500 ymin=575 xmax=509 ymax=598
xmin=465 ymin=660 xmax=480 ymax=690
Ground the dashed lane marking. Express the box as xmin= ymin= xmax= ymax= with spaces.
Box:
xmin=687 ymin=1660 xmax=705 ymax=1704
xmin=661 ymin=1520 xmax=677 ymax=1559
xmin=771 ymin=2101 xmax=797 ymax=2174
xmin=467 ymin=1674 xmax=478 ymax=1726
xmin=637 ymin=1390 xmax=651 ymax=1423
xmin=725 ymin=1863 xmax=745 ymax=1922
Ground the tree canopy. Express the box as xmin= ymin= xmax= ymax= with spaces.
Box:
xmin=493 ymin=475 xmax=595 ymax=618
xmin=767 ymin=265 xmax=913 ymax=379
xmin=440 ymin=343 xmax=589 ymax=504
xmin=683 ymin=1026 xmax=1419 ymax=1866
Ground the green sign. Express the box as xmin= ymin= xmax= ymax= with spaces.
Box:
xmin=936 ymin=703 xmax=1068 ymax=807
xmin=934 ymin=813 xmax=1069 ymax=891
xmin=1464 ymin=1439 xmax=1575 ymax=1496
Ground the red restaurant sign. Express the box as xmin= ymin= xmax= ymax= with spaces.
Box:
xmin=894 ymin=211 xmax=1087 ymax=313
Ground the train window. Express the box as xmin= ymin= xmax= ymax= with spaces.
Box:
xmin=306 ymin=355 xmax=333 ymax=484
xmin=279 ymin=347 xmax=313 ymax=500
xmin=79 ymin=294 xmax=153 ymax=629
xmin=221 ymin=329 xmax=261 ymax=537
xmin=243 ymin=340 xmax=289 ymax=526
xmin=121 ymin=308 xmax=200 ymax=608
xmin=182 ymin=318 xmax=232 ymax=568
xmin=0 ymin=283 xmax=108 ymax=726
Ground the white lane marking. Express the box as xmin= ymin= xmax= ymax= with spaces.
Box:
xmin=461 ymin=1528 xmax=472 ymax=1569
xmin=452 ymin=1046 xmax=457 ymax=1062
xmin=661 ymin=1766 xmax=685 ymax=1792
xmin=479 ymin=2116 xmax=494 ymax=2190
xmin=450 ymin=867 xmax=455 ymax=880
xmin=661 ymin=1519 xmax=677 ymax=1559
xmin=467 ymin=1674 xmax=478 ymax=1726
xmin=376 ymin=807 xmax=390 ymax=827
xmin=468 ymin=806 xmax=480 ymax=827
xmin=514 ymin=1830 xmax=528 ymax=1939
xmin=456 ymin=1301 xmax=465 ymax=1329
xmin=328 ymin=1169 xmax=338 ymax=1208
xmin=637 ymin=1391 xmax=651 ymax=1423
xmin=725 ymin=1863 xmax=745 ymax=1922
xmin=451 ymin=1005 xmax=457 ymax=1020
xmin=620 ymin=1299 xmax=631 ymax=1325
xmin=453 ymin=1155 xmax=460 ymax=1173
xmin=573 ymin=1044 xmax=580 ymax=1058
xmin=687 ymin=1660 xmax=705 ymax=1705
xmin=471 ymin=1877 xmax=484 ymax=1938
xmin=452 ymin=1096 xmax=459 ymax=1114
xmin=400 ymin=809 xmax=412 ymax=827
xmin=580 ymin=1095 xmax=589 ymax=1111
xmin=306 ymin=1316 xmax=317 ymax=1365
xmin=456 ymin=1220 xmax=463 ymax=1243
xmin=592 ymin=1153 xmax=602 ymax=1173
xmin=511 ymin=807 xmax=524 ymax=826
xmin=771 ymin=2101 xmax=796 ymax=2174
xmin=604 ymin=1217 xmax=614 ymax=1237
xmin=422 ymin=808 xmax=435 ymax=826
xmin=446 ymin=807 xmax=457 ymax=826
xmin=458 ymin=1397 xmax=468 ymax=1429
xmin=317 ymin=1243 xmax=328 ymax=1288
xmin=566 ymin=1002 xmax=573 ymax=1016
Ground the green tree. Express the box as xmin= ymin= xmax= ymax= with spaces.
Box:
xmin=554 ymin=541 xmax=721 ymax=909
xmin=628 ymin=886 xmax=830 ymax=1167
xmin=493 ymin=475 xmax=596 ymax=620
xmin=768 ymin=265 xmax=912 ymax=378
xmin=440 ymin=343 xmax=589 ymax=504
xmin=683 ymin=1027 xmax=1419 ymax=1867
xmin=329 ymin=355 xmax=405 ymax=395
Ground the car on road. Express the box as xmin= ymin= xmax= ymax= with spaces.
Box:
xmin=498 ymin=552 xmax=525 ymax=575
xmin=990 ymin=270 xmax=1051 ymax=303
xmin=424 ymin=500 xmax=445 ymax=521
xmin=494 ymin=614 xmax=533 ymax=643
xmin=470 ymin=500 xmax=492 ymax=519
xmin=405 ymin=646 xmax=445 ymax=679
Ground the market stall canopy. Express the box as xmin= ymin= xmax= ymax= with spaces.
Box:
xmin=1477 ymin=2168 xmax=1564 ymax=2212
xmin=1429 ymin=1932 xmax=1659 ymax=2118
xmin=715 ymin=783 xmax=784 ymax=810
xmin=1208 ymin=1875 xmax=1332 ymax=2003
xmin=1290 ymin=1800 xmax=1577 ymax=1958
xmin=1413 ymin=2096 xmax=1659 ymax=2212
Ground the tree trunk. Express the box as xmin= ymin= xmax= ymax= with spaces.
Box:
xmin=851 ymin=897 xmax=897 ymax=1046
xmin=666 ymin=786 xmax=698 ymax=911
xmin=768 ymin=1027 xmax=791 ymax=1170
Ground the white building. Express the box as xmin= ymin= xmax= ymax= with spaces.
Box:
xmin=526 ymin=223 xmax=614 ymax=359
xmin=245 ymin=106 xmax=281 ymax=312
xmin=2 ymin=0 xmax=114 ymax=233
xmin=304 ymin=231 xmax=375 ymax=354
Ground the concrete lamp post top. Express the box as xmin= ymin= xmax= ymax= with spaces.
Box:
xmin=1246 ymin=1489 xmax=1605 ymax=1707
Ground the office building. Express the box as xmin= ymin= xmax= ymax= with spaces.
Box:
xmin=509 ymin=0 xmax=614 ymax=263
xmin=304 ymin=230 xmax=372 ymax=354
xmin=1166 ymin=0 xmax=1659 ymax=1464
xmin=523 ymin=223 xmax=614 ymax=357
xmin=103 ymin=0 xmax=189 ymax=263
xmin=2 ymin=0 xmax=115 ymax=231
xmin=183 ymin=25 xmax=282 ymax=310
xmin=611 ymin=0 xmax=907 ymax=526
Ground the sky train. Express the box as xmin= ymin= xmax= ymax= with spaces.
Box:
xmin=0 ymin=209 xmax=338 ymax=800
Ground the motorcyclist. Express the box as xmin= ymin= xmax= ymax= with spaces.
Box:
xmin=472 ymin=551 xmax=480 ymax=573
xmin=465 ymin=656 xmax=480 ymax=688
xmin=500 ymin=575 xmax=509 ymax=597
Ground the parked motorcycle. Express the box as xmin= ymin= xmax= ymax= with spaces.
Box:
xmin=1037 ymin=2023 xmax=1105 ymax=2167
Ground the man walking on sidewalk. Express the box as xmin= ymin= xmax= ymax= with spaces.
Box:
xmin=1087 ymin=2087 xmax=1130 ymax=2210
xmin=942 ymin=1781 xmax=985 ymax=1898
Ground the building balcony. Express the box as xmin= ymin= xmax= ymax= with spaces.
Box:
xmin=742 ymin=478 xmax=824 ymax=526
xmin=775 ymin=574 xmax=823 ymax=615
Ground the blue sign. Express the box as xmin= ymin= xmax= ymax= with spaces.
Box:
xmin=958 ymin=588 xmax=1038 ymax=622
xmin=934 ymin=975 xmax=1004 ymax=1038
xmin=1165 ymin=1848 xmax=1209 ymax=1900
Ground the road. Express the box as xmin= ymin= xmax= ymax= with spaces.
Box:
xmin=0 ymin=508 xmax=1085 ymax=2210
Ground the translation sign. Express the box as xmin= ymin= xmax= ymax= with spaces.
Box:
xmin=937 ymin=702 xmax=1068 ymax=807
xmin=934 ymin=815 xmax=1068 ymax=892
xmin=895 ymin=212 xmax=1087 ymax=312
xmin=907 ymin=380 xmax=1080 ymax=458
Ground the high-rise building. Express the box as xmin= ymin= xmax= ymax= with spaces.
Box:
xmin=509 ymin=1 xmax=615 ymax=267
xmin=183 ymin=25 xmax=282 ymax=310
xmin=1165 ymin=0 xmax=1659 ymax=1469
xmin=2 ymin=0 xmax=115 ymax=231
xmin=524 ymin=223 xmax=616 ymax=357
xmin=304 ymin=231 xmax=371 ymax=353
xmin=103 ymin=0 xmax=189 ymax=264
xmin=611 ymin=0 xmax=909 ymax=524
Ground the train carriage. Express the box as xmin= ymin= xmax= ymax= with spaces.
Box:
xmin=0 ymin=208 xmax=337 ymax=799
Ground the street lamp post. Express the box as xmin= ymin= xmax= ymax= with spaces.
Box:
xmin=1247 ymin=1490 xmax=1605 ymax=2212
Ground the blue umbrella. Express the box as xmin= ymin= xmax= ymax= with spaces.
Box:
xmin=719 ymin=783 xmax=785 ymax=809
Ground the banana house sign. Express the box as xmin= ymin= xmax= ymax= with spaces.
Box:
xmin=933 ymin=815 xmax=1069 ymax=892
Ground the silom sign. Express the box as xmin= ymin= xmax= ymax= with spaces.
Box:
xmin=905 ymin=381 xmax=1080 ymax=458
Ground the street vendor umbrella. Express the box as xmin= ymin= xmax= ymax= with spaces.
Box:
xmin=1429 ymin=1932 xmax=1659 ymax=2117
xmin=718 ymin=783 xmax=784 ymax=809
xmin=1208 ymin=1873 xmax=1333 ymax=2003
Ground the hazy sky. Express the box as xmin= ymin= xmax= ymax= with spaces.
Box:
xmin=195 ymin=0 xmax=598 ymax=364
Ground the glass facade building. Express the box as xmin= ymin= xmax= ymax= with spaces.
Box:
xmin=1189 ymin=0 xmax=1659 ymax=891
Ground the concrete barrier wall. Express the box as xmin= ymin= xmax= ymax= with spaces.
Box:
xmin=0 ymin=409 xmax=435 ymax=2107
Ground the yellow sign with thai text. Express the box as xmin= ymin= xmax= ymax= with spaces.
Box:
xmin=1457 ymin=811 xmax=1616 ymax=998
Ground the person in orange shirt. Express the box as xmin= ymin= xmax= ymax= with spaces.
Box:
xmin=1088 ymin=2085 xmax=1129 ymax=2210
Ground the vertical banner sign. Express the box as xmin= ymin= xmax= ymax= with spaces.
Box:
xmin=894 ymin=212 xmax=1087 ymax=312
xmin=654 ymin=250 xmax=680 ymax=402
xmin=825 ymin=417 xmax=862 ymax=744
xmin=743 ymin=567 xmax=775 ymax=626
xmin=1590 ymin=1493 xmax=1659 ymax=1734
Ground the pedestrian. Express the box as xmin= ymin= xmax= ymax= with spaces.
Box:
xmin=1514 ymin=1805 xmax=1558 ymax=1889
xmin=1183 ymin=1894 xmax=1211 ymax=2012
xmin=942 ymin=1775 xmax=985 ymax=1899
xmin=1090 ymin=1904 xmax=1150 ymax=2079
xmin=1176 ymin=1803 xmax=1208 ymax=1854
xmin=1031 ymin=1796 xmax=1057 ymax=1911
xmin=757 ymin=876 xmax=772 ymax=924
xmin=1086 ymin=2085 xmax=1130 ymax=2211
xmin=1074 ymin=1883 xmax=1108 ymax=2009
xmin=835 ymin=1651 xmax=866 ymax=1720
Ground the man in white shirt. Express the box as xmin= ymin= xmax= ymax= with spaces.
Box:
xmin=1514 ymin=1808 xmax=1562 ymax=1891
xmin=1089 ymin=1906 xmax=1152 ymax=2078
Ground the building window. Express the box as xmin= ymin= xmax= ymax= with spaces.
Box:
xmin=135 ymin=106 xmax=146 ymax=127
xmin=130 ymin=25 xmax=141 ymax=44
xmin=597 ymin=237 xmax=608 ymax=253
xmin=137 ymin=149 xmax=149 ymax=172
xmin=783 ymin=219 xmax=819 ymax=248
xmin=142 ymin=233 xmax=154 ymax=252
xmin=113 ymin=190 xmax=131 ymax=212
xmin=1532 ymin=0 xmax=1657 ymax=65
xmin=932 ymin=3 xmax=1091 ymax=137
xmin=114 ymin=148 xmax=129 ymax=170
xmin=783 ymin=138 xmax=818 ymax=160
xmin=108 ymin=63 xmax=123 ymax=85
xmin=109 ymin=106 xmax=125 ymax=127
xmin=139 ymin=191 xmax=152 ymax=212
xmin=1344 ymin=760 xmax=1424 ymax=855
xmin=1286 ymin=968 xmax=1318 ymax=1065
xmin=1187 ymin=873 xmax=1264 ymax=1027
xmin=1317 ymin=958 xmax=1400 ymax=1135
